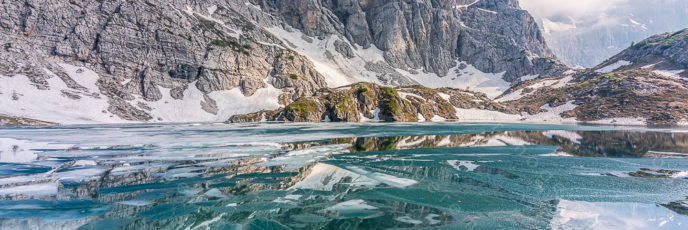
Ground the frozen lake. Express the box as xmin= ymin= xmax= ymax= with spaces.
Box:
xmin=1 ymin=122 xmax=688 ymax=229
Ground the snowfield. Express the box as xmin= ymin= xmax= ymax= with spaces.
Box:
xmin=595 ymin=60 xmax=631 ymax=73
xmin=0 ymin=63 xmax=284 ymax=124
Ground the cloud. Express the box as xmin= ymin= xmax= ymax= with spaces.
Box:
xmin=520 ymin=0 xmax=627 ymax=19
xmin=520 ymin=0 xmax=629 ymax=31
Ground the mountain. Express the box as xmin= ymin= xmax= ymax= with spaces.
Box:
xmin=246 ymin=28 xmax=688 ymax=125
xmin=0 ymin=0 xmax=566 ymax=125
xmin=521 ymin=0 xmax=688 ymax=68
xmin=499 ymin=28 xmax=688 ymax=125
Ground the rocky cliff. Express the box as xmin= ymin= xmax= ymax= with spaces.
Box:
xmin=0 ymin=0 xmax=327 ymax=123
xmin=253 ymin=0 xmax=566 ymax=82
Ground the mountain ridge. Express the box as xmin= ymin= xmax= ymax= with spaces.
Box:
xmin=1 ymin=0 xmax=686 ymax=126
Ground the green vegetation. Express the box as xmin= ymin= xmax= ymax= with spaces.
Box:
xmin=285 ymin=97 xmax=320 ymax=118
xmin=211 ymin=39 xmax=249 ymax=55
xmin=289 ymin=74 xmax=298 ymax=80
xmin=69 ymin=0 xmax=81 ymax=7
xmin=380 ymin=87 xmax=401 ymax=116
xmin=288 ymin=55 xmax=295 ymax=61
xmin=661 ymin=41 xmax=672 ymax=50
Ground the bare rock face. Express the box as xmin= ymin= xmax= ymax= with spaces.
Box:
xmin=271 ymin=50 xmax=329 ymax=98
xmin=254 ymin=0 xmax=567 ymax=81
xmin=0 ymin=0 xmax=327 ymax=121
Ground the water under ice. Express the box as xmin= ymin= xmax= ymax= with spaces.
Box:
xmin=1 ymin=122 xmax=688 ymax=229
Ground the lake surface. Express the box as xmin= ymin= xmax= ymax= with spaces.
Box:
xmin=1 ymin=122 xmax=688 ymax=229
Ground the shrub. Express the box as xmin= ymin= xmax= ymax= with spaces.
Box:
xmin=289 ymin=74 xmax=298 ymax=80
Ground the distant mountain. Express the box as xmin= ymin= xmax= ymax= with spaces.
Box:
xmin=522 ymin=0 xmax=688 ymax=68
xmin=500 ymin=28 xmax=688 ymax=125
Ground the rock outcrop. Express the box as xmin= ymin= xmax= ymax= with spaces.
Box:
xmin=228 ymin=83 xmax=515 ymax=123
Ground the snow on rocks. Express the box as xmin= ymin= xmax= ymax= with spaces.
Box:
xmin=0 ymin=68 xmax=127 ymax=124
xmin=653 ymin=69 xmax=685 ymax=79
xmin=454 ymin=108 xmax=521 ymax=122
xmin=595 ymin=60 xmax=631 ymax=73
xmin=399 ymin=62 xmax=510 ymax=99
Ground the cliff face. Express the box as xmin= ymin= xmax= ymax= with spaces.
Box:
xmin=255 ymin=0 xmax=565 ymax=82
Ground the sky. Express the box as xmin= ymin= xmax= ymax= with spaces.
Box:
xmin=520 ymin=0 xmax=687 ymax=34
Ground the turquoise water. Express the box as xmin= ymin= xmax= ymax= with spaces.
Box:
xmin=1 ymin=123 xmax=688 ymax=229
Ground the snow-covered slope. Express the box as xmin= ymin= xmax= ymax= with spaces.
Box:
xmin=1 ymin=65 xmax=283 ymax=124
xmin=264 ymin=26 xmax=512 ymax=99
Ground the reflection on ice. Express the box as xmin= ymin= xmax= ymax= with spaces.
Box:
xmin=0 ymin=123 xmax=687 ymax=229
xmin=552 ymin=199 xmax=688 ymax=230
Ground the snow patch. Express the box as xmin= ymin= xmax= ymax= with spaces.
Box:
xmin=653 ymin=69 xmax=684 ymax=79
xmin=437 ymin=92 xmax=451 ymax=102
xmin=595 ymin=60 xmax=631 ymax=73
xmin=455 ymin=108 xmax=521 ymax=122
xmin=524 ymin=101 xmax=578 ymax=124
xmin=399 ymin=62 xmax=510 ymax=99
xmin=477 ymin=8 xmax=498 ymax=14
xmin=430 ymin=115 xmax=446 ymax=121
xmin=417 ymin=113 xmax=426 ymax=122
xmin=207 ymin=5 xmax=217 ymax=15
xmin=0 ymin=69 xmax=128 ymax=124
xmin=138 ymin=81 xmax=282 ymax=123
